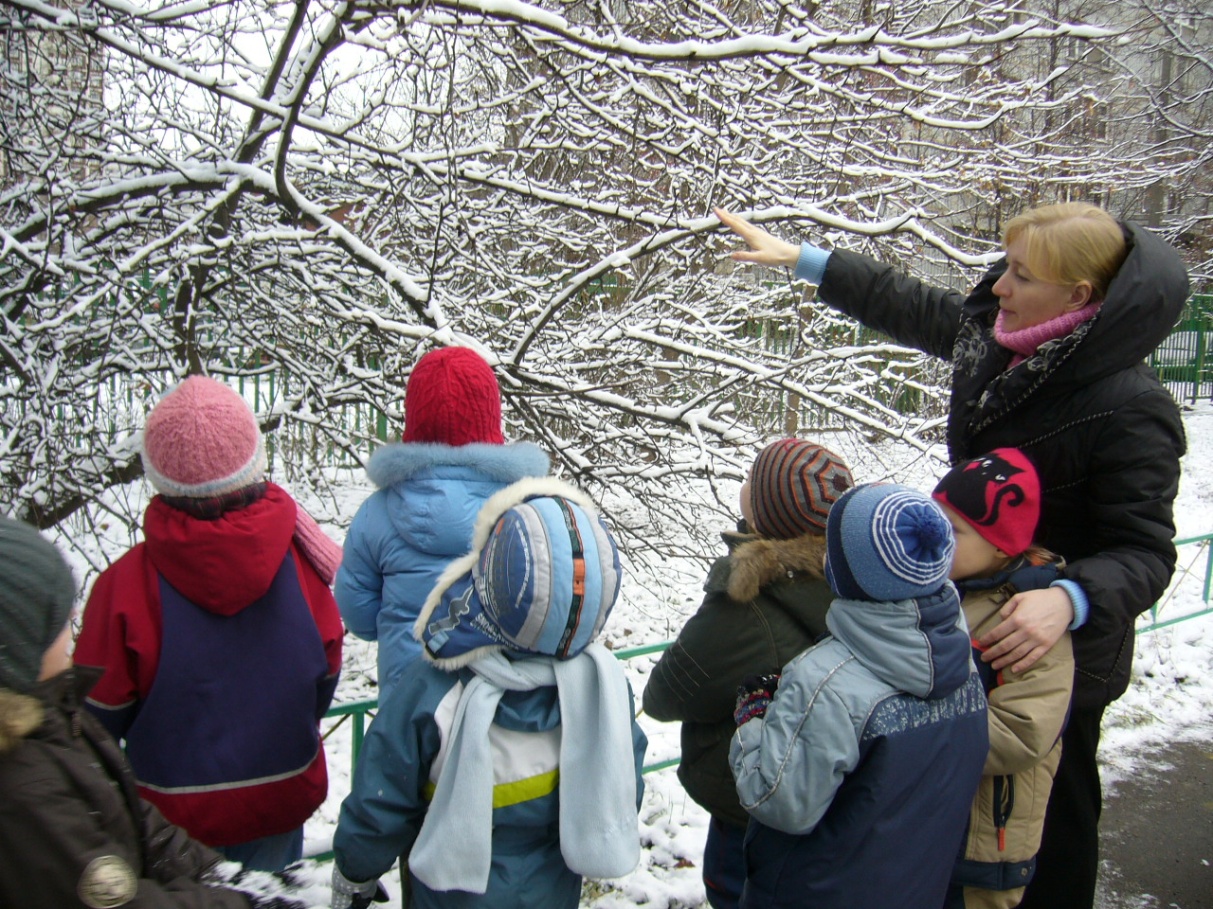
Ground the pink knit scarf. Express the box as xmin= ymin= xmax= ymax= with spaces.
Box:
xmin=994 ymin=302 xmax=1101 ymax=368
xmin=293 ymin=507 xmax=343 ymax=584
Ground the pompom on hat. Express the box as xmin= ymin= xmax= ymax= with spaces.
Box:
xmin=825 ymin=482 xmax=955 ymax=602
xmin=0 ymin=518 xmax=76 ymax=693
xmin=141 ymin=376 xmax=267 ymax=499
xmin=403 ymin=347 xmax=505 ymax=447
xmin=749 ymin=439 xmax=853 ymax=539
xmin=932 ymin=448 xmax=1041 ymax=558
xmin=414 ymin=478 xmax=621 ymax=669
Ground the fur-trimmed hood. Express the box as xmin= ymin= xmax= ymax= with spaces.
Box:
xmin=0 ymin=688 xmax=42 ymax=755
xmin=721 ymin=530 xmax=829 ymax=603
xmin=0 ymin=668 xmax=104 ymax=755
xmin=367 ymin=440 xmax=549 ymax=489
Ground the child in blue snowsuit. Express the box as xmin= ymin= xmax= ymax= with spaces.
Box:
xmin=335 ymin=347 xmax=548 ymax=698
xmin=730 ymin=483 xmax=989 ymax=909
xmin=331 ymin=477 xmax=647 ymax=909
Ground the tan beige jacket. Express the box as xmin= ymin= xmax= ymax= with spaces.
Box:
xmin=955 ymin=580 xmax=1074 ymax=909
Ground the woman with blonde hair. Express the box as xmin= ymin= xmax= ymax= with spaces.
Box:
xmin=717 ymin=201 xmax=1188 ymax=909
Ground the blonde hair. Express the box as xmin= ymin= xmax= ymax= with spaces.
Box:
xmin=1022 ymin=544 xmax=1059 ymax=567
xmin=1003 ymin=203 xmax=1127 ymax=302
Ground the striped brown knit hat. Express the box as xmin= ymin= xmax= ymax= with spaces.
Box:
xmin=749 ymin=439 xmax=854 ymax=539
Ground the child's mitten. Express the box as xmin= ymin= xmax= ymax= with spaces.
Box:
xmin=734 ymin=672 xmax=781 ymax=725
xmin=331 ymin=867 xmax=387 ymax=909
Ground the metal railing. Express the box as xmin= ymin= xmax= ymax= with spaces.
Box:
xmin=1138 ymin=532 xmax=1213 ymax=632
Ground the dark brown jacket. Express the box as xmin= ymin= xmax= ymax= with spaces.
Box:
xmin=0 ymin=669 xmax=252 ymax=909
xmin=643 ymin=529 xmax=832 ymax=827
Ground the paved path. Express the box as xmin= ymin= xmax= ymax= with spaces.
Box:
xmin=1096 ymin=738 xmax=1213 ymax=909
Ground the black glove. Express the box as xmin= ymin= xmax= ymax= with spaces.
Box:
xmin=734 ymin=672 xmax=781 ymax=725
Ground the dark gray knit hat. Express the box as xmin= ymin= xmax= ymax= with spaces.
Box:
xmin=0 ymin=517 xmax=76 ymax=692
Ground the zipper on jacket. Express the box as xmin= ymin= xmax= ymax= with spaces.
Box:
xmin=993 ymin=774 xmax=1015 ymax=851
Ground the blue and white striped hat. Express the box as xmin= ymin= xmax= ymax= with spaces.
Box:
xmin=414 ymin=478 xmax=622 ymax=668
xmin=825 ymin=482 xmax=954 ymax=602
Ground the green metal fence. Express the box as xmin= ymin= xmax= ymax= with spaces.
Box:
xmin=1138 ymin=532 xmax=1213 ymax=632
xmin=1150 ymin=294 xmax=1213 ymax=404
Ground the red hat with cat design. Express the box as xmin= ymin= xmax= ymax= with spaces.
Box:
xmin=931 ymin=448 xmax=1040 ymax=557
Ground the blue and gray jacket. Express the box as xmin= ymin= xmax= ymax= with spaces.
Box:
xmin=335 ymin=441 xmax=548 ymax=696
xmin=730 ymin=585 xmax=989 ymax=909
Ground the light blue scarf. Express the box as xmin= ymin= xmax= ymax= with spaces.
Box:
xmin=409 ymin=643 xmax=639 ymax=893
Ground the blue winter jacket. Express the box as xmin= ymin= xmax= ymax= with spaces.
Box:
xmin=335 ymin=442 xmax=548 ymax=696
xmin=333 ymin=656 xmax=648 ymax=909
xmin=730 ymin=586 xmax=989 ymax=909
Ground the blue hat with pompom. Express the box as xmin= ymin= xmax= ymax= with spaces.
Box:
xmin=414 ymin=478 xmax=621 ymax=669
xmin=825 ymin=482 xmax=954 ymax=601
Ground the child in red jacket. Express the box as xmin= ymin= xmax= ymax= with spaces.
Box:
xmin=74 ymin=376 xmax=344 ymax=871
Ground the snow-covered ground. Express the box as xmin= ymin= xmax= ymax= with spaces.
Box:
xmin=59 ymin=401 xmax=1213 ymax=908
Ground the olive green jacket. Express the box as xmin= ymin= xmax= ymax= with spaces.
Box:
xmin=643 ymin=529 xmax=833 ymax=828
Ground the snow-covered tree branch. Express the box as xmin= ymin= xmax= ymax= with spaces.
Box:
xmin=1 ymin=0 xmax=1207 ymax=572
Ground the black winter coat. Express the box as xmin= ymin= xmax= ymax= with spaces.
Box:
xmin=0 ymin=669 xmax=252 ymax=909
xmin=816 ymin=222 xmax=1188 ymax=707
xmin=643 ymin=529 xmax=833 ymax=827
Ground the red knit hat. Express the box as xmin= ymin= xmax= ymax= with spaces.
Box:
xmin=749 ymin=439 xmax=854 ymax=539
xmin=403 ymin=347 xmax=505 ymax=446
xmin=932 ymin=448 xmax=1041 ymax=557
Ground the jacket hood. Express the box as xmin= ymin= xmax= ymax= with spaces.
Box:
xmin=367 ymin=441 xmax=550 ymax=489
xmin=720 ymin=531 xmax=829 ymax=604
xmin=825 ymin=585 xmax=972 ymax=699
xmin=1060 ymin=222 xmax=1190 ymax=386
xmin=143 ymin=484 xmax=297 ymax=615
xmin=967 ymin=221 xmax=1189 ymax=388
xmin=413 ymin=476 xmax=604 ymax=670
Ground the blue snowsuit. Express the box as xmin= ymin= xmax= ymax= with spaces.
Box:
xmin=333 ymin=655 xmax=648 ymax=909
xmin=335 ymin=441 xmax=548 ymax=696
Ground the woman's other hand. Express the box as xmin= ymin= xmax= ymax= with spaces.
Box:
xmin=978 ymin=586 xmax=1074 ymax=674
xmin=714 ymin=207 xmax=800 ymax=268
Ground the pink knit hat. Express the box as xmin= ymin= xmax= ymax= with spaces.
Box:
xmin=403 ymin=347 xmax=505 ymax=446
xmin=141 ymin=376 xmax=267 ymax=498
